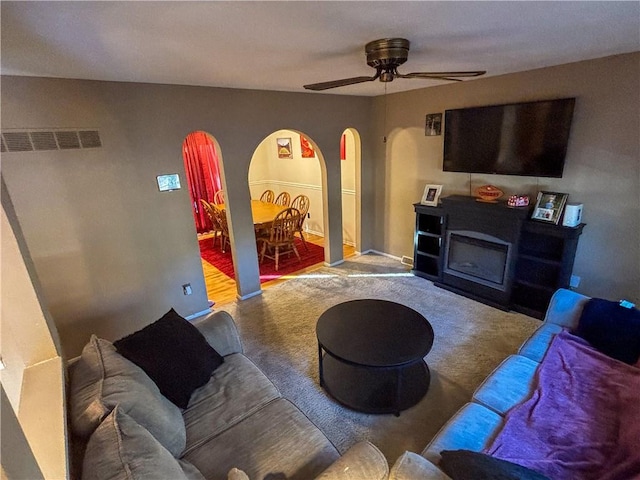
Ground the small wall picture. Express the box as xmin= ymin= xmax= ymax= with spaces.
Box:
xmin=277 ymin=137 xmax=293 ymax=159
xmin=157 ymin=174 xmax=181 ymax=192
xmin=421 ymin=184 xmax=443 ymax=206
xmin=531 ymin=191 xmax=568 ymax=224
xmin=300 ymin=135 xmax=316 ymax=158
xmin=425 ymin=113 xmax=442 ymax=136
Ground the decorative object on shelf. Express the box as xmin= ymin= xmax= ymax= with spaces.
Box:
xmin=475 ymin=185 xmax=504 ymax=203
xmin=531 ymin=191 xmax=569 ymax=224
xmin=425 ymin=113 xmax=442 ymax=136
xmin=562 ymin=203 xmax=583 ymax=227
xmin=507 ymin=195 xmax=530 ymax=207
xmin=276 ymin=137 xmax=292 ymax=159
xmin=421 ymin=184 xmax=443 ymax=206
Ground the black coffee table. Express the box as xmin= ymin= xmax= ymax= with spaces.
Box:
xmin=316 ymin=299 xmax=434 ymax=416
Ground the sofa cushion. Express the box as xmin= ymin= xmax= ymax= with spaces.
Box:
xmin=518 ymin=323 xmax=563 ymax=363
xmin=82 ymin=406 xmax=204 ymax=480
xmin=114 ymin=308 xmax=224 ymax=408
xmin=439 ymin=450 xmax=549 ymax=480
xmin=316 ymin=441 xmax=389 ymax=480
xmin=69 ymin=335 xmax=186 ymax=456
xmin=183 ymin=398 xmax=340 ymax=480
xmin=421 ymin=403 xmax=504 ymax=465
xmin=183 ymin=353 xmax=281 ymax=454
xmin=472 ymin=355 xmax=539 ymax=415
xmin=573 ymin=298 xmax=640 ymax=365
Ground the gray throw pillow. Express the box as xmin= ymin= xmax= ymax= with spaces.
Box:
xmin=82 ymin=406 xmax=203 ymax=480
xmin=69 ymin=335 xmax=186 ymax=457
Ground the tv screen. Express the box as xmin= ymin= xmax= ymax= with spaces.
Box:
xmin=443 ymin=98 xmax=575 ymax=178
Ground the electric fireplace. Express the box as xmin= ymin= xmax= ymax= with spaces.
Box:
xmin=444 ymin=231 xmax=513 ymax=291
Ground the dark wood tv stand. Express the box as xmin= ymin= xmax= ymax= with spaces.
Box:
xmin=412 ymin=196 xmax=585 ymax=319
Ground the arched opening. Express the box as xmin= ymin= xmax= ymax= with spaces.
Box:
xmin=340 ymin=128 xmax=362 ymax=254
xmin=248 ymin=129 xmax=334 ymax=270
xmin=181 ymin=131 xmax=223 ymax=235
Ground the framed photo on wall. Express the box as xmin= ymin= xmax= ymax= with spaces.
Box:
xmin=277 ymin=137 xmax=293 ymax=159
xmin=531 ymin=191 xmax=568 ymax=224
xmin=421 ymin=184 xmax=443 ymax=206
xmin=425 ymin=113 xmax=442 ymax=136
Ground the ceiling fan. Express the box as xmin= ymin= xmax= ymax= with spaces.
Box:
xmin=303 ymin=38 xmax=486 ymax=91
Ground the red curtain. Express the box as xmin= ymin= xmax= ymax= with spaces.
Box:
xmin=182 ymin=131 xmax=223 ymax=233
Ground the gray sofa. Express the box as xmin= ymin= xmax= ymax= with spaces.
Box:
xmin=388 ymin=288 xmax=590 ymax=479
xmin=68 ymin=310 xmax=388 ymax=480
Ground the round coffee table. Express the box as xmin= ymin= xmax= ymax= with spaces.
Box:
xmin=316 ymin=299 xmax=434 ymax=416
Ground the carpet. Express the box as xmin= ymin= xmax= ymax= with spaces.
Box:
xmin=199 ymin=237 xmax=325 ymax=283
xmin=218 ymin=253 xmax=541 ymax=465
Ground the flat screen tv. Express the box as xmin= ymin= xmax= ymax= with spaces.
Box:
xmin=443 ymin=98 xmax=575 ymax=177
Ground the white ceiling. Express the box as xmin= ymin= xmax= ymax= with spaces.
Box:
xmin=1 ymin=1 xmax=639 ymax=97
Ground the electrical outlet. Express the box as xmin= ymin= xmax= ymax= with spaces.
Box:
xmin=182 ymin=283 xmax=192 ymax=295
xmin=570 ymin=275 xmax=580 ymax=288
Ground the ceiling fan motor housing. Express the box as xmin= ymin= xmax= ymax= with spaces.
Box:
xmin=365 ymin=38 xmax=410 ymax=69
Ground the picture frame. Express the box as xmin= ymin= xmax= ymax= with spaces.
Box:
xmin=531 ymin=191 xmax=568 ymax=224
xmin=276 ymin=137 xmax=293 ymax=159
xmin=421 ymin=184 xmax=443 ymax=206
xmin=425 ymin=113 xmax=442 ymax=136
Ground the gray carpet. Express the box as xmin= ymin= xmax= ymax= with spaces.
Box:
xmin=220 ymin=253 xmax=540 ymax=465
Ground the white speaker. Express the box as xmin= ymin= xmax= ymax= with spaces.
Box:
xmin=562 ymin=203 xmax=583 ymax=227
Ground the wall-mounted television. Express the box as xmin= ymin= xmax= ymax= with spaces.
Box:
xmin=443 ymin=98 xmax=575 ymax=178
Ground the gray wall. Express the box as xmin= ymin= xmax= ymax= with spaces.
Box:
xmin=1 ymin=77 xmax=374 ymax=357
xmin=373 ymin=52 xmax=639 ymax=302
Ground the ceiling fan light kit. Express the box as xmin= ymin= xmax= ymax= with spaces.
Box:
xmin=303 ymin=38 xmax=486 ymax=91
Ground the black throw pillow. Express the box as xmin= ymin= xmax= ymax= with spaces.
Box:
xmin=114 ymin=308 xmax=224 ymax=408
xmin=439 ymin=450 xmax=549 ymax=480
xmin=573 ymin=298 xmax=640 ymax=365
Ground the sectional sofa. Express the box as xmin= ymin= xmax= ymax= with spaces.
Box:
xmin=389 ymin=288 xmax=640 ymax=479
xmin=67 ymin=310 xmax=388 ymax=480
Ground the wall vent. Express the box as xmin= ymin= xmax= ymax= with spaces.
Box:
xmin=1 ymin=129 xmax=102 ymax=153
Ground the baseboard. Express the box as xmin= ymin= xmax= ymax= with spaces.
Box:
xmin=185 ymin=309 xmax=214 ymax=321
xmin=237 ymin=289 xmax=263 ymax=301
xmin=326 ymin=259 xmax=344 ymax=267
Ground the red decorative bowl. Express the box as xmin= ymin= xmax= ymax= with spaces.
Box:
xmin=475 ymin=185 xmax=504 ymax=203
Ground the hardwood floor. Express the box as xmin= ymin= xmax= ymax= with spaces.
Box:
xmin=199 ymin=232 xmax=356 ymax=307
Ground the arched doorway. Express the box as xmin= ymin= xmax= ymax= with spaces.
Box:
xmin=181 ymin=131 xmax=223 ymax=235
xmin=340 ymin=128 xmax=362 ymax=254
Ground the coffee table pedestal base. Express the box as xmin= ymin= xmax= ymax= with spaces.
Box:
xmin=320 ymin=354 xmax=430 ymax=416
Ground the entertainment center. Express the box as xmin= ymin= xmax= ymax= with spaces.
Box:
xmin=413 ymin=196 xmax=585 ymax=319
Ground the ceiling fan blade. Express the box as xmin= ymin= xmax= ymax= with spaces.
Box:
xmin=400 ymin=70 xmax=487 ymax=80
xmin=303 ymin=75 xmax=378 ymax=91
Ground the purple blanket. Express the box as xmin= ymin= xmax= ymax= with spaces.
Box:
xmin=485 ymin=331 xmax=640 ymax=480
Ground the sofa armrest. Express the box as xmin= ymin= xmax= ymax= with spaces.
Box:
xmin=389 ymin=452 xmax=451 ymax=480
xmin=543 ymin=288 xmax=590 ymax=329
xmin=315 ymin=441 xmax=389 ymax=480
xmin=193 ymin=311 xmax=243 ymax=356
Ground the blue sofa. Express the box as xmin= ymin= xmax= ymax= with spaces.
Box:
xmin=388 ymin=288 xmax=591 ymax=479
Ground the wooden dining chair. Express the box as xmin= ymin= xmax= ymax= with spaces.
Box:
xmin=199 ymin=199 xmax=223 ymax=248
xmin=290 ymin=194 xmax=310 ymax=251
xmin=274 ymin=191 xmax=290 ymax=207
xmin=260 ymin=189 xmax=275 ymax=203
xmin=212 ymin=190 xmax=225 ymax=205
xmin=258 ymin=207 xmax=301 ymax=271
xmin=211 ymin=206 xmax=231 ymax=253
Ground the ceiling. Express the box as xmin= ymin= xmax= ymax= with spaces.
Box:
xmin=1 ymin=1 xmax=639 ymax=97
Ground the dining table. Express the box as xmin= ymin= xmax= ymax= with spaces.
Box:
xmin=216 ymin=199 xmax=286 ymax=230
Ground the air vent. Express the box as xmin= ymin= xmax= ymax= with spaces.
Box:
xmin=30 ymin=131 xmax=58 ymax=151
xmin=55 ymin=131 xmax=81 ymax=149
xmin=1 ymin=129 xmax=102 ymax=153
xmin=3 ymin=132 xmax=33 ymax=152
xmin=79 ymin=130 xmax=102 ymax=148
